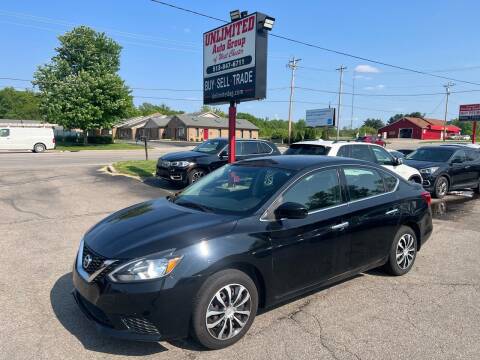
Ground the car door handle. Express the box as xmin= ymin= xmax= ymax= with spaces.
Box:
xmin=385 ymin=208 xmax=399 ymax=215
xmin=331 ymin=222 xmax=349 ymax=230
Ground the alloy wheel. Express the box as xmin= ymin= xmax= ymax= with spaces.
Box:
xmin=436 ymin=178 xmax=448 ymax=197
xmin=396 ymin=234 xmax=415 ymax=270
xmin=192 ymin=171 xmax=205 ymax=183
xmin=205 ymin=284 xmax=251 ymax=340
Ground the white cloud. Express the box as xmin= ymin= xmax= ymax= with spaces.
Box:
xmin=363 ymin=84 xmax=385 ymax=91
xmin=355 ymin=64 xmax=380 ymax=73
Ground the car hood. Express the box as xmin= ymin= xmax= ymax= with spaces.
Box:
xmin=84 ymin=198 xmax=237 ymax=259
xmin=161 ymin=151 xmax=211 ymax=162
xmin=404 ymin=159 xmax=443 ymax=170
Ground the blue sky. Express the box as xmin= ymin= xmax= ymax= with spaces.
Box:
xmin=1 ymin=0 xmax=480 ymax=127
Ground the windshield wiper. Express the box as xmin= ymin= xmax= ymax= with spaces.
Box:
xmin=175 ymin=200 xmax=213 ymax=213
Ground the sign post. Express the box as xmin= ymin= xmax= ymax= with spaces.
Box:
xmin=459 ymin=104 xmax=480 ymax=144
xmin=203 ymin=12 xmax=273 ymax=162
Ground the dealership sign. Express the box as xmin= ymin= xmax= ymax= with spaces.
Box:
xmin=203 ymin=13 xmax=268 ymax=105
xmin=459 ymin=104 xmax=480 ymax=121
xmin=305 ymin=108 xmax=336 ymax=127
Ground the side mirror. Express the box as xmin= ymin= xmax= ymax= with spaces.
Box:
xmin=394 ymin=157 xmax=403 ymax=166
xmin=219 ymin=150 xmax=228 ymax=158
xmin=274 ymin=202 xmax=308 ymax=220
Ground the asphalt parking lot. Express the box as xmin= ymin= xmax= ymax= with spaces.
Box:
xmin=0 ymin=150 xmax=479 ymax=360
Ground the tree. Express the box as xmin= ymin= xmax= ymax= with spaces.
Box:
xmin=363 ymin=118 xmax=385 ymax=129
xmin=33 ymin=26 xmax=133 ymax=143
xmin=200 ymin=105 xmax=227 ymax=117
xmin=137 ymin=102 xmax=183 ymax=116
xmin=387 ymin=112 xmax=425 ymax=125
xmin=0 ymin=87 xmax=41 ymax=120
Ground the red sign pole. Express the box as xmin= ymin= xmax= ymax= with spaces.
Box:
xmin=473 ymin=121 xmax=477 ymax=144
xmin=228 ymin=100 xmax=237 ymax=163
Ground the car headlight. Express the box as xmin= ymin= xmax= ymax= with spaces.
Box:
xmin=170 ymin=161 xmax=192 ymax=167
xmin=108 ymin=256 xmax=182 ymax=282
xmin=420 ymin=167 xmax=439 ymax=175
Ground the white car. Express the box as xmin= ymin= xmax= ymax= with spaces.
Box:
xmin=285 ymin=140 xmax=422 ymax=183
xmin=0 ymin=127 xmax=55 ymax=152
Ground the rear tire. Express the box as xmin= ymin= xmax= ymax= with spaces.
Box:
xmin=33 ymin=143 xmax=46 ymax=153
xmin=385 ymin=226 xmax=417 ymax=276
xmin=191 ymin=269 xmax=258 ymax=350
xmin=433 ymin=176 xmax=448 ymax=199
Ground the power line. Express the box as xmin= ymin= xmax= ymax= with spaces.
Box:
xmin=148 ymin=0 xmax=480 ymax=87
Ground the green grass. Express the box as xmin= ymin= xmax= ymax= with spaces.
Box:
xmin=112 ymin=160 xmax=156 ymax=178
xmin=56 ymin=143 xmax=145 ymax=151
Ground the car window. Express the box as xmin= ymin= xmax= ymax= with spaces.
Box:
xmin=371 ymin=146 xmax=394 ymax=165
xmin=349 ymin=145 xmax=376 ymax=162
xmin=235 ymin=142 xmax=243 ymax=155
xmin=451 ymin=150 xmax=467 ymax=163
xmin=194 ymin=139 xmax=227 ymax=154
xmin=466 ymin=150 xmax=479 ymax=162
xmin=344 ymin=167 xmax=385 ymax=201
xmin=0 ymin=129 xmax=10 ymax=137
xmin=382 ymin=172 xmax=398 ymax=192
xmin=406 ymin=148 xmax=454 ymax=162
xmin=242 ymin=141 xmax=259 ymax=155
xmin=281 ymin=168 xmax=342 ymax=212
xmin=285 ymin=144 xmax=330 ymax=155
xmin=258 ymin=142 xmax=272 ymax=154
xmin=336 ymin=145 xmax=349 ymax=157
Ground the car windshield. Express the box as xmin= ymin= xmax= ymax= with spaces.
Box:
xmin=285 ymin=144 xmax=330 ymax=155
xmin=193 ymin=139 xmax=227 ymax=154
xmin=173 ymin=163 xmax=296 ymax=215
xmin=406 ymin=148 xmax=454 ymax=162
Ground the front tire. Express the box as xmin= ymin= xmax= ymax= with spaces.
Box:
xmin=33 ymin=143 xmax=46 ymax=153
xmin=191 ymin=269 xmax=258 ymax=350
xmin=188 ymin=168 xmax=206 ymax=185
xmin=433 ymin=176 xmax=449 ymax=199
xmin=385 ymin=226 xmax=417 ymax=276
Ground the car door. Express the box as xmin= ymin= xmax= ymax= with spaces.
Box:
xmin=340 ymin=166 xmax=401 ymax=270
xmin=464 ymin=150 xmax=480 ymax=186
xmin=266 ymin=167 xmax=351 ymax=298
xmin=449 ymin=150 xmax=469 ymax=188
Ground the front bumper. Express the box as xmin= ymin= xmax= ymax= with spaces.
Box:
xmin=421 ymin=174 xmax=436 ymax=192
xmin=72 ymin=263 xmax=194 ymax=341
xmin=156 ymin=166 xmax=188 ymax=182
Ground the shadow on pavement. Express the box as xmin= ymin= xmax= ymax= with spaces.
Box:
xmin=50 ymin=273 xmax=168 ymax=356
xmin=143 ymin=177 xmax=185 ymax=191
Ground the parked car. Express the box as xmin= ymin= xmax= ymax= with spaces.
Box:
xmin=404 ymin=145 xmax=480 ymax=198
xmin=356 ymin=135 xmax=386 ymax=147
xmin=396 ymin=149 xmax=415 ymax=156
xmin=0 ymin=127 xmax=55 ymax=152
xmin=441 ymin=143 xmax=480 ymax=150
xmin=156 ymin=138 xmax=280 ymax=185
xmin=285 ymin=140 xmax=423 ymax=183
xmin=72 ymin=155 xmax=433 ymax=349
xmin=447 ymin=134 xmax=471 ymax=141
xmin=388 ymin=149 xmax=406 ymax=159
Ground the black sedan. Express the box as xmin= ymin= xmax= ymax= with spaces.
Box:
xmin=73 ymin=156 xmax=433 ymax=349
xmin=405 ymin=145 xmax=480 ymax=198
xmin=156 ymin=138 xmax=280 ymax=185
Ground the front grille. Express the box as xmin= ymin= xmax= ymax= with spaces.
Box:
xmin=81 ymin=245 xmax=114 ymax=282
xmin=82 ymin=245 xmax=106 ymax=274
xmin=121 ymin=317 xmax=160 ymax=335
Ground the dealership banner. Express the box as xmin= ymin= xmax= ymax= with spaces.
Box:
xmin=306 ymin=108 xmax=336 ymax=127
xmin=459 ymin=104 xmax=480 ymax=121
xmin=203 ymin=13 xmax=268 ymax=105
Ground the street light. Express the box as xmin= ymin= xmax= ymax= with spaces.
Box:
xmin=230 ymin=10 xmax=241 ymax=21
xmin=261 ymin=16 xmax=275 ymax=31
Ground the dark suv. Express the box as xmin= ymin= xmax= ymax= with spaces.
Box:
xmin=404 ymin=145 xmax=480 ymax=198
xmin=156 ymin=138 xmax=281 ymax=185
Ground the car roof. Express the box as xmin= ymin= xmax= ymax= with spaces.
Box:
xmin=211 ymin=137 xmax=270 ymax=143
xmin=416 ymin=145 xmax=458 ymax=151
xmin=440 ymin=143 xmax=480 ymax=149
xmin=236 ymin=155 xmax=376 ymax=171
xmin=291 ymin=140 xmax=381 ymax=148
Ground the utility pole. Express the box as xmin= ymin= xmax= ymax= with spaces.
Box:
xmin=336 ymin=65 xmax=347 ymax=140
xmin=287 ymin=57 xmax=301 ymax=144
xmin=350 ymin=70 xmax=356 ymax=129
xmin=443 ymin=82 xmax=455 ymax=142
